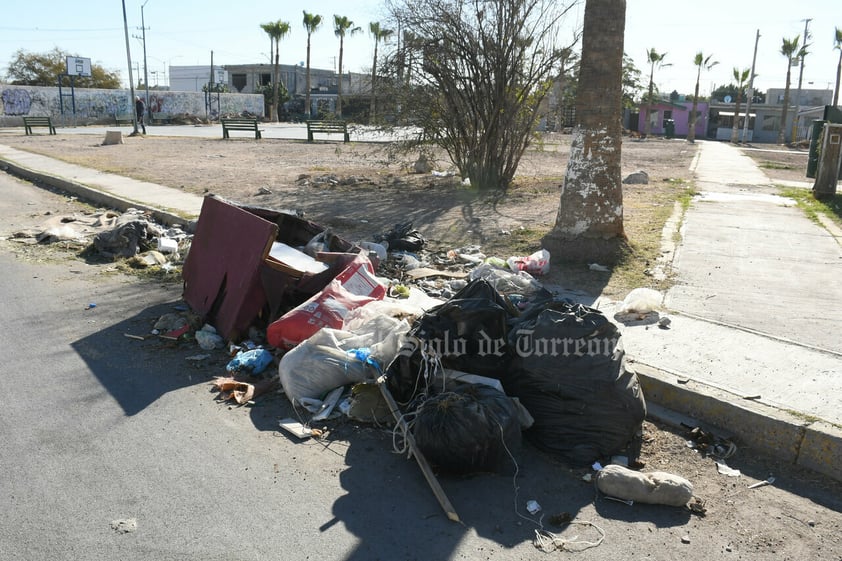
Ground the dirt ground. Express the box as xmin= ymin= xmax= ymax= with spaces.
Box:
xmin=0 ymin=131 xmax=702 ymax=298
xmin=2 ymin=134 xmax=841 ymax=559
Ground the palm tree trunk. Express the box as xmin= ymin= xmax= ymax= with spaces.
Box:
xmin=543 ymin=0 xmax=626 ymax=264
xmin=337 ymin=38 xmax=344 ymax=118
xmin=730 ymin=93 xmax=743 ymax=144
xmin=778 ymin=67 xmax=792 ymax=145
xmin=306 ymin=36 xmax=312 ymax=119
xmin=688 ymin=69 xmax=701 ymax=143
xmin=272 ymin=42 xmax=279 ymax=122
xmin=644 ymin=68 xmax=654 ymax=138
xmin=834 ymin=50 xmax=841 ymax=107
xmin=370 ymin=41 xmax=379 ymax=123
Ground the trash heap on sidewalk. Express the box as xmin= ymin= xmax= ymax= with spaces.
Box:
xmin=172 ymin=195 xmax=648 ymax=474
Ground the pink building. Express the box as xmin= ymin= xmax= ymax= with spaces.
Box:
xmin=632 ymin=100 xmax=709 ymax=138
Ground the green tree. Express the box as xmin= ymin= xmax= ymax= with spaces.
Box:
xmin=334 ymin=15 xmax=362 ymax=118
xmin=6 ymin=47 xmax=120 ymax=88
xmin=730 ymin=67 xmax=750 ymax=144
xmin=260 ymin=20 xmax=291 ymax=122
xmin=621 ymin=53 xmax=643 ymax=110
xmin=543 ymin=0 xmax=627 ymax=263
xmin=833 ymin=26 xmax=842 ymax=107
xmin=643 ymin=47 xmax=670 ymax=138
xmin=688 ymin=52 xmax=717 ymax=143
xmin=778 ymin=35 xmax=800 ymax=144
xmin=303 ymin=11 xmax=323 ymax=119
xmin=368 ymin=21 xmax=394 ymax=123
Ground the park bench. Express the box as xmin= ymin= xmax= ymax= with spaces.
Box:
xmin=151 ymin=112 xmax=173 ymax=125
xmin=23 ymin=116 xmax=56 ymax=135
xmin=221 ymin=118 xmax=262 ymax=139
xmin=306 ymin=120 xmax=349 ymax=143
xmin=115 ymin=114 xmax=134 ymax=126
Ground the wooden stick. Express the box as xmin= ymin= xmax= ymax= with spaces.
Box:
xmin=377 ymin=376 xmax=461 ymax=523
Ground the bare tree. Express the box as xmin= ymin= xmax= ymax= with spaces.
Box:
xmin=385 ymin=0 xmax=576 ymax=190
xmin=543 ymin=0 xmax=626 ymax=263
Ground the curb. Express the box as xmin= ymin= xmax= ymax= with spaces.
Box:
xmin=629 ymin=360 xmax=842 ymax=484
xmin=0 ymin=156 xmax=196 ymax=231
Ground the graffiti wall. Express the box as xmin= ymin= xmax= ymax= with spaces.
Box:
xmin=0 ymin=85 xmax=264 ymax=126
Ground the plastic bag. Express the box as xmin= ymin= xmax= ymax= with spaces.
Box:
xmin=506 ymin=248 xmax=551 ymax=276
xmin=266 ymin=254 xmax=386 ymax=349
xmin=504 ymin=301 xmax=646 ymax=466
xmin=375 ymin=222 xmax=426 ymax=252
xmin=278 ymin=315 xmax=409 ymax=406
xmin=412 ymin=384 xmax=522 ymax=475
xmin=618 ymin=287 xmax=662 ymax=314
xmin=226 ymin=348 xmax=273 ymax=375
xmin=596 ymin=464 xmax=693 ymax=507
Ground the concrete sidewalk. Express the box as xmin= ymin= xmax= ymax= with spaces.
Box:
xmin=1 ymin=136 xmax=840 ymax=481
xmin=611 ymin=140 xmax=842 ymax=479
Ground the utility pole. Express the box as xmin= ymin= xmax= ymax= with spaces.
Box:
xmin=741 ymin=29 xmax=760 ymax=143
xmin=141 ymin=0 xmax=150 ymax=108
xmin=790 ymin=18 xmax=812 ymax=144
xmin=121 ymin=0 xmax=139 ymax=135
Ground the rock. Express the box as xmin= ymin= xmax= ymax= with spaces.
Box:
xmin=623 ymin=170 xmax=649 ymax=184
xmin=413 ymin=155 xmax=432 ymax=174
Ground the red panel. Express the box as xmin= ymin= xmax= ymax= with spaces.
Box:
xmin=182 ymin=196 xmax=279 ymax=341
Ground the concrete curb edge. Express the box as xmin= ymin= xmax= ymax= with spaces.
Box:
xmin=0 ymin=156 xmax=195 ymax=230
xmin=630 ymin=360 xmax=842 ymax=483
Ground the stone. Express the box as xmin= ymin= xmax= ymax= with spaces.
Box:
xmin=102 ymin=130 xmax=123 ymax=145
xmin=623 ymin=170 xmax=649 ymax=184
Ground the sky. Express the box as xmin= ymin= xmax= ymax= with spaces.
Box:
xmin=1 ymin=0 xmax=840 ymax=98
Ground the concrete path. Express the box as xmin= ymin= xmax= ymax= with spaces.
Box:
xmin=615 ymin=140 xmax=842 ymax=427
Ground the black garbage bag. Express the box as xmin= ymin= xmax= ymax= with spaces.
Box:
xmin=503 ymin=301 xmax=646 ymax=466
xmin=412 ymin=384 xmax=521 ymax=475
xmin=384 ymin=280 xmax=517 ymax=404
xmin=375 ymin=221 xmax=426 ymax=252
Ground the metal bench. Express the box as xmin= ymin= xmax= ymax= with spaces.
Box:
xmin=23 ymin=116 xmax=56 ymax=135
xmin=306 ymin=120 xmax=349 ymax=143
xmin=151 ymin=112 xmax=173 ymax=125
xmin=221 ymin=118 xmax=262 ymax=139
xmin=115 ymin=114 xmax=134 ymax=126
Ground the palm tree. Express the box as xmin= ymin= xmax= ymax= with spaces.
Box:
xmin=643 ymin=48 xmax=670 ymax=138
xmin=543 ymin=0 xmax=627 ymax=263
xmin=368 ymin=21 xmax=393 ymax=123
xmin=334 ymin=15 xmax=361 ymax=118
xmin=260 ymin=20 xmax=291 ymax=122
xmin=833 ymin=27 xmax=842 ymax=107
xmin=302 ymin=11 xmax=323 ymax=119
xmin=730 ymin=67 xmax=751 ymax=144
xmin=687 ymin=52 xmax=717 ymax=143
xmin=778 ymin=35 xmax=800 ymax=145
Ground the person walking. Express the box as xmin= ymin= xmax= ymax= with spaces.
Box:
xmin=135 ymin=96 xmax=147 ymax=134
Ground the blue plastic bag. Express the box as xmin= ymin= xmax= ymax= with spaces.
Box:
xmin=226 ymin=348 xmax=273 ymax=375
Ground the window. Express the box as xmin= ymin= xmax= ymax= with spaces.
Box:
xmin=232 ymin=74 xmax=246 ymax=93
xmin=762 ymin=115 xmax=780 ymax=132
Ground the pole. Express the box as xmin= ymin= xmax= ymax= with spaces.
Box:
xmin=741 ymin=29 xmax=760 ymax=143
xmin=141 ymin=1 xmax=150 ymax=109
xmin=790 ymin=18 xmax=812 ymax=144
xmin=121 ymin=0 xmax=139 ymax=134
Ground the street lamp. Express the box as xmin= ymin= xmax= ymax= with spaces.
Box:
xmin=121 ymin=0 xmax=139 ymax=135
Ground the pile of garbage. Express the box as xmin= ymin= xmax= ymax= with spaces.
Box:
xmin=166 ymin=196 xmax=647 ymax=469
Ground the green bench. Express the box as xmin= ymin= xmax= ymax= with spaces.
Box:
xmin=306 ymin=120 xmax=349 ymax=143
xmin=115 ymin=114 xmax=134 ymax=126
xmin=151 ymin=112 xmax=173 ymax=125
xmin=23 ymin=116 xmax=56 ymax=135
xmin=221 ymin=118 xmax=262 ymax=139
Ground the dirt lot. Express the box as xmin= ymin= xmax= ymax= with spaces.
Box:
xmin=0 ymin=131 xmax=700 ymax=298
xmin=741 ymin=145 xmax=811 ymax=183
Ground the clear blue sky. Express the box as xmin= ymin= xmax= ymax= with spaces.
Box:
xmin=1 ymin=0 xmax=839 ymax=98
